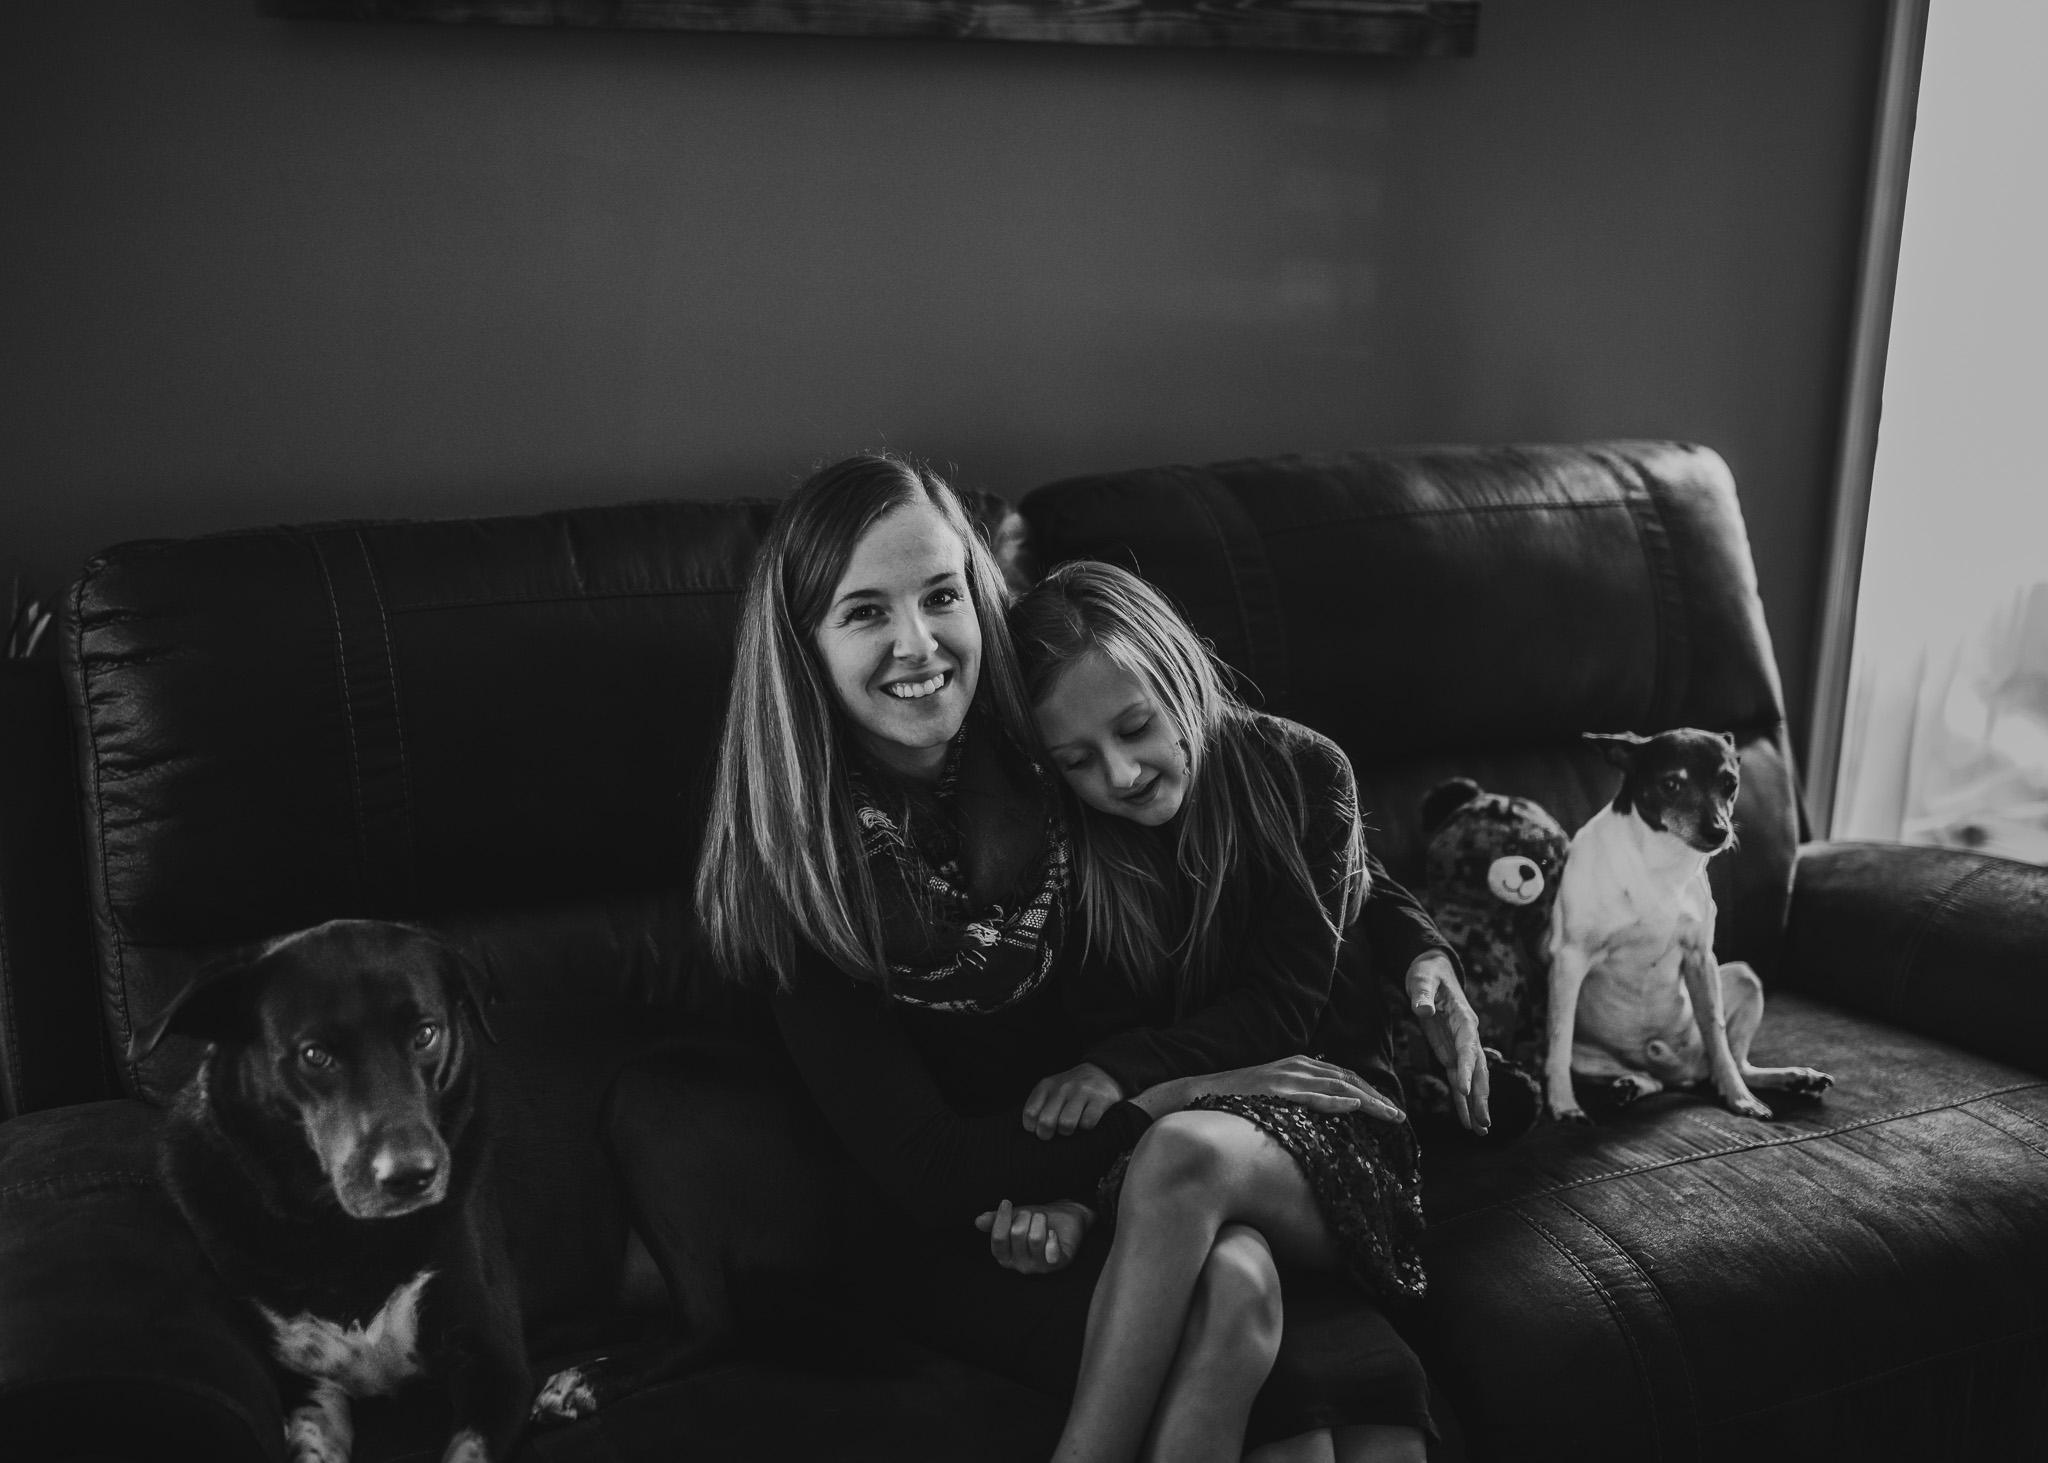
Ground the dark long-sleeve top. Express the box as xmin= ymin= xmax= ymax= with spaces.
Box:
xmin=1067 ymin=714 xmax=1456 ymax=1104
xmin=773 ymin=947 xmax=1152 ymax=1229
xmin=768 ymin=723 xmax=1151 ymax=1231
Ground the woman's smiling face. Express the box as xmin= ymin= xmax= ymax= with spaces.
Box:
xmin=813 ymin=501 xmax=982 ymax=782
xmin=1033 ymin=649 xmax=1189 ymax=827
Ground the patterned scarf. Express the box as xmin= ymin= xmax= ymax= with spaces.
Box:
xmin=850 ymin=725 xmax=1071 ymax=1014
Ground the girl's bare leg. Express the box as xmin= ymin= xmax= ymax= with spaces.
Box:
xmin=1248 ymin=1419 xmax=1428 ymax=1462
xmin=1054 ymin=1111 xmax=1343 ymax=1463
xmin=1137 ymin=1224 xmax=1282 ymax=1463
xmin=1333 ymin=1425 xmax=1427 ymax=1463
xmin=1247 ymin=1429 xmax=1336 ymax=1463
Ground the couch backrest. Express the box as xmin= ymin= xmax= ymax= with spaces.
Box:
xmin=66 ymin=500 xmax=776 ymax=1101
xmin=67 ymin=442 xmax=1798 ymax=1104
xmin=1019 ymin=441 xmax=1798 ymax=972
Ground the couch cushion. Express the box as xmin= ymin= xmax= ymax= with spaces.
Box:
xmin=1413 ymin=990 xmax=2048 ymax=1458
xmin=1018 ymin=442 xmax=1798 ymax=975
xmin=1784 ymin=841 xmax=2048 ymax=1080
xmin=63 ymin=501 xmax=778 ymax=1101
xmin=0 ymin=1101 xmax=284 ymax=1462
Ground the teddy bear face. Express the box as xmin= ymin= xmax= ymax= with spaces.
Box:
xmin=1424 ymin=790 xmax=1570 ymax=920
xmin=1487 ymin=854 xmax=1548 ymax=906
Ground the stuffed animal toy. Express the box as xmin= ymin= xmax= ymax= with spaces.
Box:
xmin=1399 ymin=777 xmax=1571 ymax=1141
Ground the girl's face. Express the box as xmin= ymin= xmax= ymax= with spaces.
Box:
xmin=813 ymin=502 xmax=982 ymax=782
xmin=1034 ymin=649 xmax=1189 ymax=827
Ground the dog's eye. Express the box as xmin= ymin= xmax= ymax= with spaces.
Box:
xmin=299 ymin=1044 xmax=334 ymax=1070
xmin=1661 ymin=774 xmax=1685 ymax=794
xmin=412 ymin=1023 xmax=440 ymax=1051
xmin=1719 ymin=775 xmax=1738 ymax=797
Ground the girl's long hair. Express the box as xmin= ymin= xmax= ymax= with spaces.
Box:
xmin=695 ymin=454 xmax=1031 ymax=988
xmin=1010 ymin=560 xmax=1367 ymax=1014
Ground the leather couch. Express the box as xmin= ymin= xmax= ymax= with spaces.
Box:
xmin=2 ymin=442 xmax=2043 ymax=1461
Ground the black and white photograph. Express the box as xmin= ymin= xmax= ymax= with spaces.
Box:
xmin=1 ymin=2 xmax=2043 ymax=1460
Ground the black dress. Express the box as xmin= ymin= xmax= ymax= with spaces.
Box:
xmin=770 ymin=720 xmax=1437 ymax=1446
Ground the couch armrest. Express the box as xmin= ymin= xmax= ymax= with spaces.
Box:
xmin=0 ymin=1100 xmax=283 ymax=1461
xmin=0 ymin=660 xmax=116 ymax=1118
xmin=1781 ymin=841 xmax=2048 ymax=1077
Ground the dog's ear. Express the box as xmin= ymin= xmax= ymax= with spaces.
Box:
xmin=1421 ymin=778 xmax=1484 ymax=836
xmin=1583 ymin=731 xmax=1651 ymax=771
xmin=1718 ymin=730 xmax=1738 ymax=752
xmin=429 ymin=938 xmax=501 ymax=1045
xmin=128 ymin=947 xmax=266 ymax=1062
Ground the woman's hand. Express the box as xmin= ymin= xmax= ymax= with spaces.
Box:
xmin=1407 ymin=950 xmax=1493 ymax=1136
xmin=1022 ymin=1062 xmax=1125 ymax=1139
xmin=974 ymin=1198 xmax=1094 ymax=1274
xmin=1134 ymin=1055 xmax=1404 ymax=1124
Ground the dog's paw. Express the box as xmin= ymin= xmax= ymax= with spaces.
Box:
xmin=1725 ymin=1091 xmax=1774 ymax=1120
xmin=1549 ymin=1104 xmax=1595 ymax=1127
xmin=1783 ymin=1068 xmax=1834 ymax=1096
xmin=532 ymin=1364 xmax=604 ymax=1424
xmin=1608 ymin=1074 xmax=1659 ymax=1107
xmin=440 ymin=1429 xmax=488 ymax=1463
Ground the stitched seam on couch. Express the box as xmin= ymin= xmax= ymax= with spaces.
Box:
xmin=1254 ymin=495 xmax=1621 ymax=543
xmin=1558 ymin=1198 xmax=1704 ymax=1449
xmin=71 ymin=571 xmax=137 ymax=1090
xmin=1987 ymin=1096 xmax=2048 ymax=1135
xmin=309 ymin=534 xmax=372 ymax=895
xmin=1612 ymin=452 xmax=1693 ymax=730
xmin=356 ymin=528 xmax=418 ymax=900
xmin=1970 ymin=1100 xmax=2048 ymax=1162
xmin=1893 ymin=860 xmax=2000 ymax=1013
xmin=1429 ymin=1078 xmax=2048 ymax=1225
xmin=389 ymin=585 xmax=746 ymax=616
xmin=1513 ymin=1205 xmax=1667 ymax=1458
xmin=1713 ymin=1323 xmax=2046 ymax=1426
xmin=0 ymin=1170 xmax=157 ymax=1202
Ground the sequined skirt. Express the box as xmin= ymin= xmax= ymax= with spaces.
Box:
xmin=1098 ymin=1094 xmax=1428 ymax=1303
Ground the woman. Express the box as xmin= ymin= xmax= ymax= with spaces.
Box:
xmin=998 ymin=560 xmax=1493 ymax=1463
xmin=695 ymin=454 xmax=1418 ymax=1460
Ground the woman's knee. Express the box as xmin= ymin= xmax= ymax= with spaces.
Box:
xmin=1191 ymin=1223 xmax=1283 ymax=1357
xmin=1122 ymin=1110 xmax=1255 ymax=1215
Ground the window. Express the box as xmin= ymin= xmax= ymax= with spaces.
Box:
xmin=1824 ymin=0 xmax=2048 ymax=863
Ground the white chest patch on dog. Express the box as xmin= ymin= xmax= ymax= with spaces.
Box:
xmin=259 ymin=1268 xmax=435 ymax=1398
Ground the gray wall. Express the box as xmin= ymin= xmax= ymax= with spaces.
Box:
xmin=1 ymin=1 xmax=1884 ymax=743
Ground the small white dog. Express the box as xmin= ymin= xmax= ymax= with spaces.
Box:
xmin=1543 ymin=730 xmax=1832 ymax=1125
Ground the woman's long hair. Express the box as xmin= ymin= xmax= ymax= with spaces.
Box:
xmin=695 ymin=453 xmax=1031 ymax=988
xmin=1010 ymin=560 xmax=1367 ymax=1014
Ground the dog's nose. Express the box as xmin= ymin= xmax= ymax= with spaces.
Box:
xmin=377 ymin=1157 xmax=439 ymax=1199
xmin=372 ymin=1138 xmax=442 ymax=1199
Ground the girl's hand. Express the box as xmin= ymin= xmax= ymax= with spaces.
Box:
xmin=1022 ymin=1062 xmax=1125 ymax=1139
xmin=1134 ymin=1056 xmax=1404 ymax=1125
xmin=1407 ymin=951 xmax=1493 ymax=1136
xmin=974 ymin=1198 xmax=1094 ymax=1274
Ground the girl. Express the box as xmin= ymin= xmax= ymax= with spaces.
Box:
xmin=1000 ymin=559 xmax=1492 ymax=1463
xmin=695 ymin=455 xmax=1400 ymax=1459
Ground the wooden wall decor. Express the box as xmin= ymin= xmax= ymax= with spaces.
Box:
xmin=259 ymin=1 xmax=1480 ymax=58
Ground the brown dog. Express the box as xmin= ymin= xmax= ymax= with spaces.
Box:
xmin=134 ymin=919 xmax=531 ymax=1463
